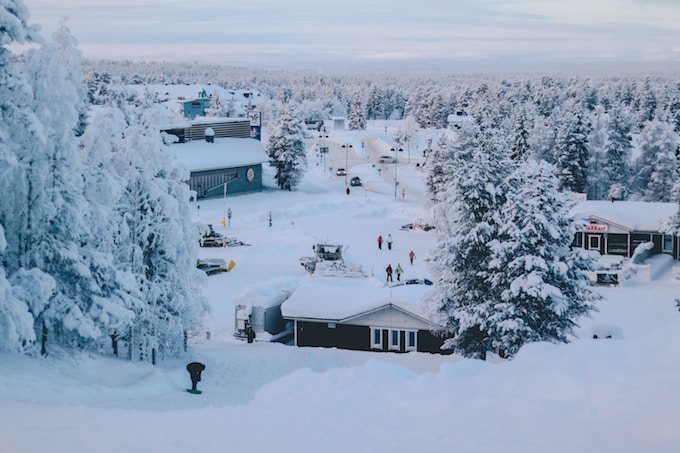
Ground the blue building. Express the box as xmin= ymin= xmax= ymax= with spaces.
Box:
xmin=182 ymin=89 xmax=211 ymax=119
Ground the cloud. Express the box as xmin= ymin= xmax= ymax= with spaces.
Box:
xmin=20 ymin=0 xmax=680 ymax=66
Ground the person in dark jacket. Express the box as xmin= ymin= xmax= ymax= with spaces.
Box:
xmin=186 ymin=362 xmax=205 ymax=391
xmin=246 ymin=326 xmax=256 ymax=343
xmin=386 ymin=264 xmax=393 ymax=282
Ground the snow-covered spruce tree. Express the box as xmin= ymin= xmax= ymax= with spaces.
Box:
xmin=603 ymin=107 xmax=633 ymax=200
xmin=113 ymin=109 xmax=208 ymax=362
xmin=425 ymin=133 xmax=454 ymax=202
xmin=585 ymin=105 xmax=609 ymax=200
xmin=423 ymin=123 xmax=512 ymax=360
xmin=510 ymin=107 xmax=530 ymax=161
xmin=487 ymin=160 xmax=599 ymax=358
xmin=554 ymin=102 xmax=589 ymax=194
xmin=266 ymin=102 xmax=308 ymax=191
xmin=633 ymin=120 xmax=679 ymax=202
xmin=8 ymin=25 xmax=144 ymax=352
xmin=347 ymin=92 xmax=366 ymax=130
xmin=0 ymin=0 xmax=62 ymax=354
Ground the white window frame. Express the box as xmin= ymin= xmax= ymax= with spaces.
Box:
xmin=406 ymin=330 xmax=417 ymax=351
xmin=389 ymin=329 xmax=401 ymax=351
xmin=370 ymin=327 xmax=383 ymax=349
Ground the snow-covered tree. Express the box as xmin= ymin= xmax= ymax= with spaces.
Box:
xmin=112 ymin=109 xmax=208 ymax=361
xmin=393 ymin=115 xmax=417 ymax=155
xmin=554 ymin=103 xmax=589 ymax=194
xmin=347 ymin=92 xmax=366 ymax=130
xmin=424 ymin=123 xmax=512 ymax=360
xmin=585 ymin=105 xmax=609 ymax=200
xmin=487 ymin=160 xmax=599 ymax=358
xmin=266 ymin=103 xmax=308 ymax=191
xmin=634 ymin=120 xmax=679 ymax=201
xmin=603 ymin=108 xmax=633 ymax=200
xmin=510 ymin=107 xmax=530 ymax=161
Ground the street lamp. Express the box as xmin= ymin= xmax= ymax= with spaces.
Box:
xmin=342 ymin=143 xmax=353 ymax=186
xmin=318 ymin=133 xmax=329 ymax=172
xmin=391 ymin=147 xmax=402 ymax=198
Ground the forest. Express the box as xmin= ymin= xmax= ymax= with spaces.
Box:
xmin=2 ymin=1 xmax=679 ymax=361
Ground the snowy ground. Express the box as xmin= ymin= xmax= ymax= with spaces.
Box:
xmin=2 ymin=123 xmax=680 ymax=452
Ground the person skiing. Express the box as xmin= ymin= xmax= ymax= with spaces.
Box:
xmin=377 ymin=235 xmax=383 ymax=250
xmin=386 ymin=264 xmax=393 ymax=282
xmin=387 ymin=234 xmax=393 ymax=250
xmin=409 ymin=250 xmax=415 ymax=265
xmin=395 ymin=263 xmax=403 ymax=281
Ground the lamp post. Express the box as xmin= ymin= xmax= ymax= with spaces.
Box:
xmin=390 ymin=147 xmax=402 ymax=198
xmin=342 ymin=143 xmax=353 ymax=186
xmin=319 ymin=133 xmax=329 ymax=172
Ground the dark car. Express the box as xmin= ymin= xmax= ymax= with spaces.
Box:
xmin=405 ymin=278 xmax=433 ymax=286
xmin=350 ymin=176 xmax=362 ymax=186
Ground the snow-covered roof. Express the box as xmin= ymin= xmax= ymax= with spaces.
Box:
xmin=168 ymin=137 xmax=269 ymax=172
xmin=281 ymin=277 xmax=431 ymax=322
xmin=572 ymin=200 xmax=676 ymax=232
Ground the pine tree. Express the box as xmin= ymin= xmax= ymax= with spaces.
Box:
xmin=586 ymin=105 xmax=609 ymax=200
xmin=114 ymin=109 xmax=208 ymax=361
xmin=554 ymin=103 xmax=589 ymax=194
xmin=266 ymin=103 xmax=308 ymax=191
xmin=487 ymin=160 xmax=599 ymax=358
xmin=510 ymin=107 xmax=530 ymax=161
xmin=634 ymin=120 xmax=679 ymax=201
xmin=347 ymin=92 xmax=366 ymax=130
xmin=424 ymin=123 xmax=512 ymax=360
xmin=603 ymin=108 xmax=633 ymax=200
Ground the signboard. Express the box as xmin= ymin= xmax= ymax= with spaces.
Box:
xmin=249 ymin=110 xmax=261 ymax=126
xmin=583 ymin=224 xmax=608 ymax=232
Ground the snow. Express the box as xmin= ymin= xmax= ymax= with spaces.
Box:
xmin=169 ymin=136 xmax=269 ymax=172
xmin=2 ymin=123 xmax=680 ymax=452
xmin=572 ymin=200 xmax=676 ymax=231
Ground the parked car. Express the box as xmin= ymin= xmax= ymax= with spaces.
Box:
xmin=379 ymin=155 xmax=398 ymax=164
xmin=400 ymin=221 xmax=435 ymax=231
xmin=350 ymin=176 xmax=362 ymax=186
xmin=336 ymin=168 xmax=346 ymax=176
xmin=405 ymin=278 xmax=433 ymax=286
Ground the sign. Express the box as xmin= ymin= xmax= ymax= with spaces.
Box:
xmin=249 ymin=110 xmax=261 ymax=126
xmin=246 ymin=168 xmax=255 ymax=182
xmin=583 ymin=224 xmax=608 ymax=232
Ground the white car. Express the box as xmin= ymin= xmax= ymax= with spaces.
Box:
xmin=336 ymin=168 xmax=347 ymax=176
xmin=379 ymin=155 xmax=398 ymax=164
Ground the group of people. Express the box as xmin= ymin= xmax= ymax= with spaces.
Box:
xmin=376 ymin=234 xmax=393 ymax=250
xmin=385 ymin=263 xmax=403 ymax=282
xmin=377 ymin=235 xmax=417 ymax=283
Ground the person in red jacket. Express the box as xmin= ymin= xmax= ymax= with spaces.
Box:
xmin=386 ymin=264 xmax=393 ymax=282
xmin=377 ymin=235 xmax=383 ymax=250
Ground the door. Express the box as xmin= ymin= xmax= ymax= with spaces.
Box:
xmin=587 ymin=234 xmax=602 ymax=253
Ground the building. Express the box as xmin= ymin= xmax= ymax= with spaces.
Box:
xmin=281 ymin=277 xmax=448 ymax=354
xmin=162 ymin=118 xmax=251 ymax=143
xmin=571 ymin=200 xmax=680 ymax=259
xmin=169 ymin=136 xmax=269 ymax=198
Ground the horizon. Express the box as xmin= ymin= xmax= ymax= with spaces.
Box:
xmin=17 ymin=0 xmax=680 ymax=72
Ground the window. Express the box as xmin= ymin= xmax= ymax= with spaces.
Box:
xmin=663 ymin=235 xmax=674 ymax=253
xmin=389 ymin=329 xmax=400 ymax=350
xmin=371 ymin=328 xmax=382 ymax=349
xmin=406 ymin=331 xmax=417 ymax=351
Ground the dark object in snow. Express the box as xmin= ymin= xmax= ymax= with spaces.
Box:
xmin=246 ymin=326 xmax=256 ymax=343
xmin=186 ymin=362 xmax=205 ymax=393
xmin=197 ymin=258 xmax=233 ymax=275
xmin=350 ymin=176 xmax=362 ymax=186
xmin=200 ymin=224 xmax=225 ymax=247
xmin=400 ymin=221 xmax=435 ymax=231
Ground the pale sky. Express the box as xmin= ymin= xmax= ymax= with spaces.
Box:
xmin=19 ymin=0 xmax=680 ymax=69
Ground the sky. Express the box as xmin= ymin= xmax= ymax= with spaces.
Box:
xmin=2 ymin=121 xmax=680 ymax=452
xmin=19 ymin=0 xmax=680 ymax=69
